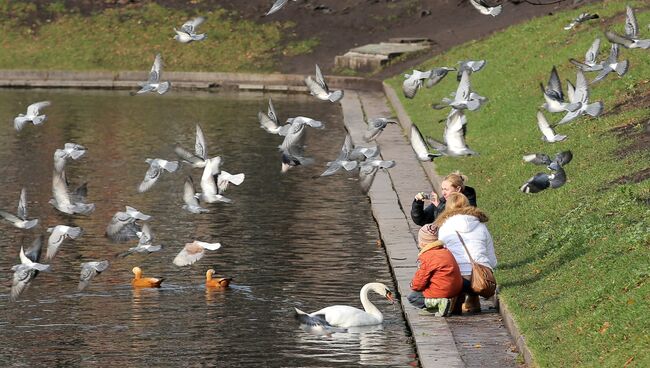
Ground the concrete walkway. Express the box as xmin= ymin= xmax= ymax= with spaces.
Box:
xmin=340 ymin=89 xmax=520 ymax=368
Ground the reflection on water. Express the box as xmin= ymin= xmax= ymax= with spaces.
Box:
xmin=0 ymin=89 xmax=415 ymax=366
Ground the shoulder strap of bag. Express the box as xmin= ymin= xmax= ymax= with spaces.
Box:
xmin=456 ymin=231 xmax=476 ymax=264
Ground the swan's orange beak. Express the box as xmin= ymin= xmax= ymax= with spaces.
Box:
xmin=386 ymin=291 xmax=396 ymax=304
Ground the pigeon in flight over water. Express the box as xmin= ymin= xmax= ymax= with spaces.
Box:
xmin=173 ymin=241 xmax=222 ymax=266
xmin=54 ymin=143 xmax=87 ymax=172
xmin=605 ymin=6 xmax=650 ymax=49
xmin=14 ymin=101 xmax=50 ymax=131
xmin=469 ymin=0 xmax=502 ymax=17
xmin=106 ymin=206 xmax=151 ymax=242
xmin=11 ymin=237 xmax=51 ymax=301
xmin=197 ymin=157 xmax=232 ymax=203
xmin=319 ymin=134 xmax=359 ymax=177
xmin=564 ymin=12 xmax=599 ymax=30
xmin=119 ymin=223 xmax=163 ymax=256
xmin=304 ymin=64 xmax=344 ymax=103
xmin=49 ymin=172 xmax=96 ymax=216
xmin=0 ymin=188 xmax=39 ymax=229
xmin=182 ymin=176 xmax=209 ymax=213
xmin=78 ymin=260 xmax=109 ymax=291
xmin=175 ymin=123 xmax=209 ymax=168
xmin=46 ymin=225 xmax=83 ymax=260
xmin=135 ymin=53 xmax=170 ymax=95
xmin=174 ymin=16 xmax=207 ymax=43
xmin=138 ymin=158 xmax=179 ymax=193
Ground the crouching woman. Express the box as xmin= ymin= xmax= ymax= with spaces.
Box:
xmin=407 ymin=223 xmax=463 ymax=316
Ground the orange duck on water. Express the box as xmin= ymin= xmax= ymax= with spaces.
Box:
xmin=205 ymin=269 xmax=232 ymax=289
xmin=131 ymin=266 xmax=164 ymax=288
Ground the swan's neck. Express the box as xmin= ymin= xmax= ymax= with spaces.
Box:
xmin=360 ymin=283 xmax=383 ymax=322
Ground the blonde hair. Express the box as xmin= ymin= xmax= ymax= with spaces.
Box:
xmin=446 ymin=192 xmax=470 ymax=210
xmin=443 ymin=171 xmax=468 ymax=192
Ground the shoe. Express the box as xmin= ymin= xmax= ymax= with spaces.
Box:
xmin=450 ymin=294 xmax=464 ymax=315
xmin=462 ymin=294 xmax=481 ymax=313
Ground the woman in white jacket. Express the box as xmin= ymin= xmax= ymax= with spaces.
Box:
xmin=434 ymin=192 xmax=496 ymax=314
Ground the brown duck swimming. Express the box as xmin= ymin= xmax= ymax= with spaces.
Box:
xmin=131 ymin=266 xmax=164 ymax=288
xmin=205 ymin=269 xmax=232 ymax=288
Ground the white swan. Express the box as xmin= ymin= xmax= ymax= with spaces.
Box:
xmin=294 ymin=282 xmax=395 ymax=328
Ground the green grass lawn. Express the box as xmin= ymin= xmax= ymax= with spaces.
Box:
xmin=386 ymin=1 xmax=649 ymax=366
xmin=0 ymin=2 xmax=314 ymax=72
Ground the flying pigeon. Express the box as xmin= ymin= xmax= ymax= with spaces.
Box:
xmin=14 ymin=101 xmax=51 ymax=131
xmin=106 ymin=205 xmax=151 ymax=242
xmin=591 ymin=43 xmax=629 ymax=84
xmin=364 ymin=117 xmax=397 ymax=142
xmin=604 ymin=6 xmax=650 ymax=49
xmin=564 ymin=12 xmax=599 ymax=30
xmin=49 ymin=172 xmax=96 ymax=216
xmin=182 ymin=176 xmax=209 ymax=213
xmin=425 ymin=109 xmax=478 ymax=156
xmin=523 ymin=150 xmax=572 ymax=166
xmin=456 ymin=60 xmax=486 ymax=81
xmin=469 ymin=0 xmax=502 ymax=17
xmin=175 ymin=123 xmax=208 ymax=168
xmin=265 ymin=0 xmax=296 ymax=16
xmin=173 ymin=240 xmax=222 ymax=266
xmin=304 ymin=64 xmax=344 ymax=102
xmin=540 ymin=66 xmax=580 ymax=113
xmin=258 ymin=98 xmax=291 ymax=135
xmin=0 ymin=188 xmax=39 ymax=229
xmin=174 ymin=16 xmax=207 ymax=43
xmin=215 ymin=170 xmax=245 ymax=193
xmin=78 ymin=260 xmax=109 ymax=291
xmin=120 ymin=223 xmax=162 ymax=256
xmin=135 ymin=53 xmax=170 ymax=95
xmin=535 ymin=110 xmax=567 ymax=143
xmin=11 ymin=238 xmax=51 ymax=301
xmin=402 ymin=69 xmax=432 ymax=99
xmin=520 ymin=152 xmax=573 ymax=193
xmin=410 ymin=125 xmax=441 ymax=161
xmin=46 ymin=225 xmax=83 ymax=260
xmin=54 ymin=143 xmax=87 ymax=173
xmin=358 ymin=159 xmax=396 ymax=194
xmin=319 ymin=134 xmax=359 ymax=177
xmin=138 ymin=158 xmax=179 ymax=193
xmin=424 ymin=67 xmax=456 ymax=88
xmin=569 ymin=38 xmax=604 ymax=72
xmin=433 ymin=70 xmax=486 ymax=111
xmin=278 ymin=116 xmax=324 ymax=172
xmin=557 ymin=70 xmax=603 ymax=125
xmin=197 ymin=157 xmax=232 ymax=203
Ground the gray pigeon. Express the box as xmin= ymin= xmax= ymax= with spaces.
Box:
xmin=358 ymin=159 xmax=396 ymax=194
xmin=197 ymin=157 xmax=232 ymax=203
xmin=14 ymin=101 xmax=51 ymax=131
xmin=540 ymin=66 xmax=580 ymax=113
xmin=402 ymin=69 xmax=432 ymax=99
xmin=569 ymin=38 xmax=604 ymax=72
xmin=278 ymin=116 xmax=324 ymax=172
xmin=49 ymin=172 xmax=95 ymax=216
xmin=424 ymin=67 xmax=456 ymax=88
xmin=591 ymin=43 xmax=629 ymax=84
xmin=557 ymin=70 xmax=603 ymax=125
xmin=520 ymin=158 xmax=570 ymax=194
xmin=11 ymin=239 xmax=51 ymax=301
xmin=319 ymin=134 xmax=359 ymax=177
xmin=523 ymin=150 xmax=572 ymax=166
xmin=564 ymin=12 xmax=599 ymax=30
xmin=305 ymin=65 xmax=344 ymax=102
xmin=138 ymin=158 xmax=179 ymax=193
xmin=469 ymin=0 xmax=501 ymax=17
xmin=258 ymin=98 xmax=291 ymax=135
xmin=456 ymin=60 xmax=486 ymax=81
xmin=425 ymin=109 xmax=478 ymax=156
xmin=0 ymin=188 xmax=39 ymax=229
xmin=46 ymin=225 xmax=83 ymax=260
xmin=182 ymin=176 xmax=209 ymax=213
xmin=120 ymin=223 xmax=162 ymax=256
xmin=536 ymin=110 xmax=567 ymax=143
xmin=174 ymin=16 xmax=207 ymax=43
xmin=433 ymin=70 xmax=486 ymax=111
xmin=175 ymin=123 xmax=208 ymax=168
xmin=364 ymin=117 xmax=397 ymax=142
xmin=106 ymin=205 xmax=151 ymax=242
xmin=135 ymin=53 xmax=170 ymax=95
xmin=54 ymin=143 xmax=87 ymax=173
xmin=78 ymin=260 xmax=109 ymax=291
xmin=604 ymin=6 xmax=650 ymax=49
xmin=410 ymin=125 xmax=442 ymax=161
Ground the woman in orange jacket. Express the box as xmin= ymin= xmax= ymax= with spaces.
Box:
xmin=407 ymin=223 xmax=463 ymax=316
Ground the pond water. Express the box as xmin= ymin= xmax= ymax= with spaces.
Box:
xmin=0 ymin=89 xmax=415 ymax=366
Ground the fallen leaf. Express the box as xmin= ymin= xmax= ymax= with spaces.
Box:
xmin=599 ymin=321 xmax=611 ymax=334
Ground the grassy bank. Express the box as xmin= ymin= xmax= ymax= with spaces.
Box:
xmin=387 ymin=1 xmax=649 ymax=366
xmin=0 ymin=2 xmax=315 ymax=72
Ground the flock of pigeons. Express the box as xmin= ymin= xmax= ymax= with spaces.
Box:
xmin=3 ymin=13 xmax=402 ymax=302
xmin=400 ymin=5 xmax=647 ymax=194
